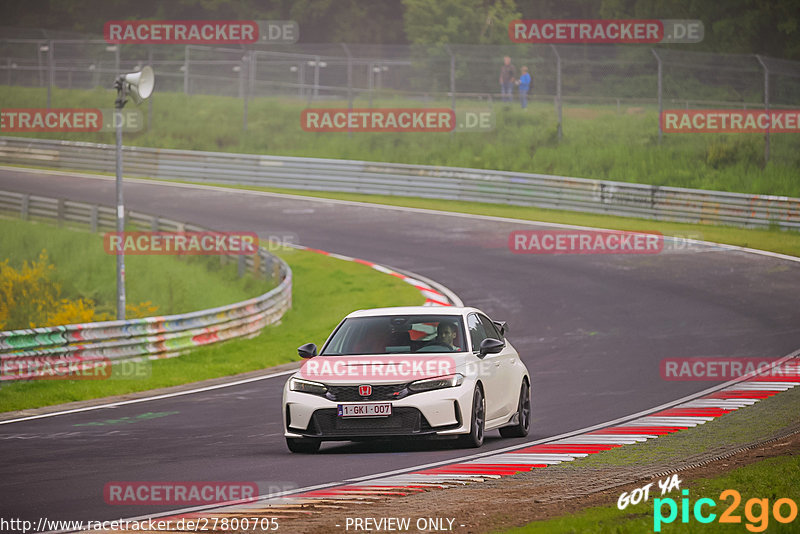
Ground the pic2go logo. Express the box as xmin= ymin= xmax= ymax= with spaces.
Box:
xmin=654 ymin=489 xmax=798 ymax=532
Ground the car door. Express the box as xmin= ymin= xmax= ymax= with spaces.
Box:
xmin=478 ymin=314 xmax=520 ymax=418
xmin=466 ymin=313 xmax=504 ymax=421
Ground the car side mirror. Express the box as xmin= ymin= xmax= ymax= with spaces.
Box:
xmin=297 ymin=343 xmax=317 ymax=359
xmin=493 ymin=320 xmax=508 ymax=337
xmin=479 ymin=338 xmax=504 ymax=356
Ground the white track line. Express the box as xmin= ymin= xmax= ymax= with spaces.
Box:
xmin=0 ymin=369 xmax=298 ymax=425
xmin=3 ymin=165 xmax=799 ymax=265
xmin=50 ymin=351 xmax=800 ymax=533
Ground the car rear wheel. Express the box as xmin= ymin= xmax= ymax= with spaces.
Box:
xmin=458 ymin=385 xmax=485 ymax=448
xmin=286 ymin=437 xmax=321 ymax=454
xmin=499 ymin=379 xmax=530 ymax=438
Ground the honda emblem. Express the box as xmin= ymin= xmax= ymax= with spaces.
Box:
xmin=358 ymin=384 xmax=372 ymax=396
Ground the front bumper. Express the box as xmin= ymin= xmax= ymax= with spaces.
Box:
xmin=283 ymin=381 xmax=474 ymax=440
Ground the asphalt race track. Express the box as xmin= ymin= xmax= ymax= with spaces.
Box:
xmin=1 ymin=166 xmax=799 ymax=525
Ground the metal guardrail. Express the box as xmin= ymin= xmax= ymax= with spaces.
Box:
xmin=0 ymin=189 xmax=292 ymax=381
xmin=1 ymin=136 xmax=798 ymax=230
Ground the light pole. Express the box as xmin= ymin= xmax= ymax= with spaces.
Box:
xmin=113 ymin=65 xmax=155 ymax=320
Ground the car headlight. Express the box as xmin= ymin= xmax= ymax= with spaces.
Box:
xmin=408 ymin=373 xmax=464 ymax=392
xmin=289 ymin=377 xmax=328 ymax=395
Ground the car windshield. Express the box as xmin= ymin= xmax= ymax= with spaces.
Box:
xmin=320 ymin=315 xmax=467 ymax=355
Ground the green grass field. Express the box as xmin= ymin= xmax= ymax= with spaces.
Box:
xmin=1 ymin=85 xmax=798 ymax=197
xmin=0 ymin=242 xmax=423 ymax=412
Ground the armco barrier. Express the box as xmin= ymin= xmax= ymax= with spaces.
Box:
xmin=0 ymin=190 xmax=292 ymax=381
xmin=1 ymin=136 xmax=799 ymax=229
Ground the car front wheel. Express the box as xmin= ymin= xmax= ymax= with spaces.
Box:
xmin=458 ymin=385 xmax=485 ymax=448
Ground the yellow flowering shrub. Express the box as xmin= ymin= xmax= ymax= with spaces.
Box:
xmin=126 ymin=300 xmax=159 ymax=319
xmin=0 ymin=250 xmax=59 ymax=330
xmin=0 ymin=250 xmax=158 ymax=329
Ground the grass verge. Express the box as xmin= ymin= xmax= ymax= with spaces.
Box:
xmin=0 ymin=217 xmax=272 ymax=321
xmin=504 ymin=456 xmax=800 ymax=534
xmin=502 ymin=386 xmax=800 ymax=533
xmin=1 ymin=85 xmax=798 ymax=197
xmin=0 ymin=246 xmax=423 ymax=412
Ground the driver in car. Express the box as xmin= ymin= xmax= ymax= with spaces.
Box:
xmin=433 ymin=321 xmax=461 ymax=351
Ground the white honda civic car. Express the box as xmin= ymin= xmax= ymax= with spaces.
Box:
xmin=282 ymin=306 xmax=531 ymax=453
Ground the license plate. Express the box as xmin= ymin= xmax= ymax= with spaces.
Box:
xmin=337 ymin=403 xmax=392 ymax=418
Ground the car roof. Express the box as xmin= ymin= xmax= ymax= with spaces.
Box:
xmin=345 ymin=306 xmax=482 ymax=318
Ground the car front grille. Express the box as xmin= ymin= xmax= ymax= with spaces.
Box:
xmin=307 ymin=407 xmax=433 ymax=437
xmin=325 ymin=384 xmax=409 ymax=402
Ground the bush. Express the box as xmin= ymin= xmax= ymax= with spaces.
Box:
xmin=706 ymin=137 xmax=763 ymax=169
xmin=0 ymin=250 xmax=58 ymax=330
xmin=0 ymin=249 xmax=158 ymax=330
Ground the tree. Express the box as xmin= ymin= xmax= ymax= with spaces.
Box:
xmin=403 ymin=0 xmax=521 ymax=45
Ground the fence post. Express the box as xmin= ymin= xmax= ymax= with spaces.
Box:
xmin=21 ymin=194 xmax=30 ymax=221
xmin=183 ymin=45 xmax=189 ymax=95
xmin=237 ymin=55 xmax=245 ymax=99
xmin=368 ymin=61 xmax=374 ymax=107
xmin=341 ymin=44 xmax=353 ymax=104
xmin=252 ymin=248 xmax=261 ymax=276
xmin=298 ymin=61 xmax=304 ymax=98
xmin=445 ymin=45 xmax=456 ymax=137
xmin=47 ymin=40 xmax=54 ymax=108
xmin=445 ymin=45 xmax=455 ymax=113
xmin=147 ymin=48 xmax=153 ymax=130
xmin=313 ymin=55 xmax=320 ymax=100
xmin=243 ymin=51 xmax=251 ymax=132
xmin=249 ymin=49 xmax=257 ymax=96
xmin=755 ymin=55 xmax=770 ymax=164
xmin=56 ymin=198 xmax=65 ymax=227
xmin=550 ymin=44 xmax=562 ymax=140
xmin=652 ymin=49 xmax=663 ymax=144
xmin=342 ymin=43 xmax=353 ymax=137
xmin=37 ymin=41 xmax=44 ymax=87
xmin=90 ymin=205 xmax=98 ymax=232
xmin=263 ymin=251 xmax=273 ymax=279
xmin=238 ymin=255 xmax=246 ymax=278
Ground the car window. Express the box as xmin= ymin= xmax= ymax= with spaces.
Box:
xmin=320 ymin=315 xmax=466 ymax=355
xmin=478 ymin=314 xmax=502 ymax=340
xmin=467 ymin=313 xmax=488 ymax=352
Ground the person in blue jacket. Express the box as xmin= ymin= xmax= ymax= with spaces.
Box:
xmin=518 ymin=66 xmax=531 ymax=109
